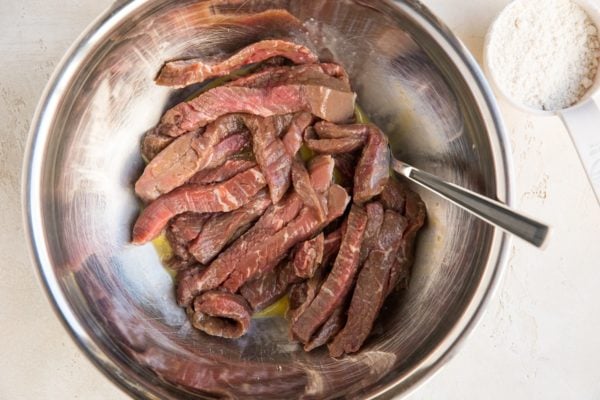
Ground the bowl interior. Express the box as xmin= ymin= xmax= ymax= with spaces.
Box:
xmin=28 ymin=0 xmax=509 ymax=398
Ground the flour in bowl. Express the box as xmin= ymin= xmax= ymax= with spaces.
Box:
xmin=487 ymin=0 xmax=600 ymax=110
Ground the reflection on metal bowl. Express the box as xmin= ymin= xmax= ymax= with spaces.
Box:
xmin=23 ymin=0 xmax=513 ymax=398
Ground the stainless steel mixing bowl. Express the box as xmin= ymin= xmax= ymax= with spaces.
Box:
xmin=23 ymin=0 xmax=514 ymax=398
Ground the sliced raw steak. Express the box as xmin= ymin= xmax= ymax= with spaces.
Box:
xmin=156 ymin=40 xmax=319 ymax=88
xmin=358 ymin=202 xmax=385 ymax=265
xmin=189 ymin=158 xmax=257 ymax=185
xmin=221 ymin=184 xmax=350 ymax=293
xmin=141 ymin=128 xmax=179 ymax=162
xmin=135 ymin=114 xmax=247 ymax=202
xmin=288 ymin=282 xmax=308 ymax=317
xmin=305 ymin=136 xmax=366 ymax=154
xmin=165 ymin=213 xmax=211 ymax=261
xmin=244 ymin=115 xmax=293 ymax=203
xmin=288 ymin=228 xmax=342 ymax=323
xmin=293 ymin=233 xmax=324 ymax=279
xmin=176 ymin=192 xmax=304 ymax=306
xmin=288 ymin=269 xmax=324 ymax=326
xmin=282 ymin=112 xmax=313 ymax=156
xmin=319 ymin=63 xmax=350 ymax=86
xmin=212 ymin=132 xmax=250 ymax=157
xmin=168 ymin=257 xmax=200 ymax=272
xmin=353 ymin=125 xmax=390 ymax=204
xmin=308 ymin=155 xmax=335 ymax=193
xmin=189 ymin=190 xmax=271 ymax=264
xmin=328 ymin=210 xmax=406 ymax=357
xmin=226 ymin=63 xmax=351 ymax=92
xmin=314 ymin=122 xmax=369 ymax=139
xmin=189 ymin=291 xmax=252 ymax=339
xmin=303 ymin=126 xmax=317 ymax=141
xmin=132 ymin=168 xmax=266 ymax=244
xmin=240 ymin=260 xmax=302 ymax=312
xmin=380 ymin=178 xmax=408 ymax=213
xmin=386 ymin=188 xmax=426 ymax=295
xmin=333 ymin=153 xmax=359 ymax=187
xmin=156 ymin=84 xmax=356 ymax=137
xmin=291 ymin=205 xmax=368 ymax=343
xmin=291 ymin=158 xmax=325 ymax=221
xmin=321 ymin=228 xmax=344 ymax=263
xmin=304 ymin=306 xmax=345 ymax=351
xmin=175 ymin=265 xmax=205 ymax=286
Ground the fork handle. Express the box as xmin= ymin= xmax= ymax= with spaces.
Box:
xmin=391 ymin=159 xmax=549 ymax=248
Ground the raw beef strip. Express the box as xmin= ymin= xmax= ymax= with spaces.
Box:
xmin=132 ymin=168 xmax=266 ymax=244
xmin=226 ymin=63 xmax=351 ymax=92
xmin=175 ymin=265 xmax=205 ymax=287
xmin=166 ymin=213 xmax=211 ymax=261
xmin=378 ymin=179 xmax=407 ymax=292
xmin=314 ymin=122 xmax=369 ymax=139
xmin=291 ymin=205 xmax=368 ymax=343
xmin=333 ymin=153 xmax=359 ymax=187
xmin=305 ymin=136 xmax=366 ymax=154
xmin=176 ymin=192 xmax=304 ymax=306
xmin=188 ymin=158 xmax=257 ymax=185
xmin=288 ymin=282 xmax=308 ymax=316
xmin=380 ymin=178 xmax=407 ymax=213
xmin=386 ymin=189 xmax=426 ymax=295
xmin=189 ymin=291 xmax=252 ymax=339
xmin=293 ymin=233 xmax=324 ymax=279
xmin=168 ymin=257 xmax=199 ymax=272
xmin=387 ymin=257 xmax=411 ymax=294
xmin=135 ymin=114 xmax=247 ymax=201
xmin=239 ymin=261 xmax=285 ymax=312
xmin=319 ymin=63 xmax=350 ymax=86
xmin=358 ymin=202 xmax=385 ymax=265
xmin=212 ymin=132 xmax=250 ymax=157
xmin=240 ymin=260 xmax=302 ymax=312
xmin=167 ymin=212 xmax=210 ymax=243
xmin=252 ymin=193 xmax=305 ymax=232
xmin=353 ymin=126 xmax=390 ymax=204
xmin=288 ymin=228 xmax=342 ymax=323
xmin=322 ymin=228 xmax=343 ymax=263
xmin=304 ymin=306 xmax=345 ymax=351
xmin=308 ymin=155 xmax=335 ymax=193
xmin=156 ymin=40 xmax=318 ymax=88
xmin=282 ymin=112 xmax=313 ymax=156
xmin=291 ymin=158 xmax=325 ymax=221
xmin=141 ymin=124 xmax=246 ymax=164
xmin=288 ymin=270 xmax=324 ymax=325
xmin=156 ymin=84 xmax=356 ymax=137
xmin=189 ymin=190 xmax=272 ymax=264
xmin=141 ymin=128 xmax=178 ymax=161
xmin=244 ymin=115 xmax=293 ymax=203
xmin=221 ymin=184 xmax=350 ymax=293
xmin=328 ymin=210 xmax=406 ymax=357
xmin=304 ymin=126 xmax=317 ymax=141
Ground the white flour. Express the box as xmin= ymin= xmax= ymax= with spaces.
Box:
xmin=487 ymin=0 xmax=600 ymax=110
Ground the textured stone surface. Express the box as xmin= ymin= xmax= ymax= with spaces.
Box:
xmin=0 ymin=1 xmax=125 ymax=399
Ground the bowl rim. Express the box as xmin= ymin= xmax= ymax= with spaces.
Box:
xmin=22 ymin=0 xmax=515 ymax=398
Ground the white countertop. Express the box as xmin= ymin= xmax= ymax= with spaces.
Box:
xmin=1 ymin=0 xmax=599 ymax=398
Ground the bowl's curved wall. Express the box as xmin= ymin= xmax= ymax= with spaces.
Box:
xmin=24 ymin=0 xmax=512 ymax=398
